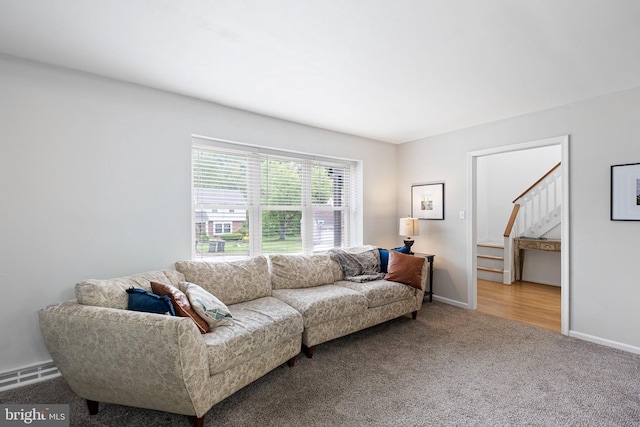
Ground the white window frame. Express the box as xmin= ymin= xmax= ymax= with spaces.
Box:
xmin=192 ymin=135 xmax=363 ymax=260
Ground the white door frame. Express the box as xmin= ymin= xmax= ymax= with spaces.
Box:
xmin=466 ymin=135 xmax=570 ymax=335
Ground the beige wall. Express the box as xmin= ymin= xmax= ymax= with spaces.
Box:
xmin=4 ymin=50 xmax=640 ymax=375
xmin=0 ymin=55 xmax=398 ymax=373
xmin=398 ymin=86 xmax=640 ymax=352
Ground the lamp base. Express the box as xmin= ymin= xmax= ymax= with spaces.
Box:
xmin=403 ymin=239 xmax=415 ymax=255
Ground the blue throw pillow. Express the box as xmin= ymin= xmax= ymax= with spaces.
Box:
xmin=394 ymin=245 xmax=411 ymax=254
xmin=378 ymin=249 xmax=390 ymax=273
xmin=126 ymin=287 xmax=175 ymax=315
xmin=379 ymin=246 xmax=411 ymax=273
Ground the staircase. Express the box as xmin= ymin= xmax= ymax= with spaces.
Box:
xmin=478 ymin=162 xmax=562 ymax=284
xmin=477 ymin=243 xmax=504 ymax=283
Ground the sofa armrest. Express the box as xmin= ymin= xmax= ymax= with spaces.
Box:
xmin=39 ymin=301 xmax=212 ymax=417
xmin=420 ymin=260 xmax=429 ymax=293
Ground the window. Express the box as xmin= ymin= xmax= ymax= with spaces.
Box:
xmin=192 ymin=136 xmax=362 ymax=260
xmin=213 ymin=222 xmax=232 ymax=235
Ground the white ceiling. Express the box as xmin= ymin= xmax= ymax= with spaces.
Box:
xmin=1 ymin=1 xmax=640 ymax=144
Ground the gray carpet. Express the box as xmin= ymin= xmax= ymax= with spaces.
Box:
xmin=2 ymin=302 xmax=639 ymax=426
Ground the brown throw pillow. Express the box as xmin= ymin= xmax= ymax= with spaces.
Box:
xmin=384 ymin=251 xmax=425 ymax=290
xmin=151 ymin=282 xmax=210 ymax=334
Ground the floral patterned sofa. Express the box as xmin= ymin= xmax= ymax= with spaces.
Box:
xmin=268 ymin=246 xmax=427 ymax=357
xmin=38 ymin=247 xmax=426 ymax=426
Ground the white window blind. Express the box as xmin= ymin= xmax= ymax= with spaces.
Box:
xmin=192 ymin=136 xmax=362 ymax=261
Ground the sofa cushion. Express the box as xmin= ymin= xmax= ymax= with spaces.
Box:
xmin=271 ymin=285 xmax=368 ymax=327
xmin=179 ymin=282 xmax=233 ymax=329
xmin=76 ymin=270 xmax=186 ymax=310
xmin=175 ymin=256 xmax=271 ymax=305
xmin=385 ymin=251 xmax=425 ymax=290
xmin=270 ymin=254 xmax=338 ymax=289
xmin=203 ymin=296 xmax=303 ymax=375
xmin=334 ymin=279 xmax=417 ymax=308
xmin=151 ymin=282 xmax=210 ymax=334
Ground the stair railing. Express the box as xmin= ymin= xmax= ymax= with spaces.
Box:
xmin=513 ymin=162 xmax=562 ymax=238
xmin=502 ymin=162 xmax=561 ymax=284
xmin=502 ymin=204 xmax=520 ymax=284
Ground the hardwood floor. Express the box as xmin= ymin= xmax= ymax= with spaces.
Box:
xmin=477 ymin=279 xmax=561 ymax=333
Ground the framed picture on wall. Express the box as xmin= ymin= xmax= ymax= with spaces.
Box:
xmin=411 ymin=183 xmax=444 ymax=220
xmin=611 ymin=163 xmax=640 ymax=221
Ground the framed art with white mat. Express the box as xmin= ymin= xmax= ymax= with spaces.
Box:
xmin=611 ymin=163 xmax=640 ymax=221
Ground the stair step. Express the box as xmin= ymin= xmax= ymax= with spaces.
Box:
xmin=477 ymin=243 xmax=504 ymax=249
xmin=478 ymin=266 xmax=503 ymax=274
xmin=477 ymin=243 xmax=504 ymax=258
xmin=478 ymin=254 xmax=503 ymax=261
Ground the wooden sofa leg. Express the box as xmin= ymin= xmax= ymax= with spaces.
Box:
xmin=192 ymin=415 xmax=204 ymax=427
xmin=287 ymin=356 xmax=296 ymax=367
xmin=303 ymin=345 xmax=315 ymax=358
xmin=86 ymin=399 xmax=99 ymax=415
xmin=412 ymin=311 xmax=417 ymax=320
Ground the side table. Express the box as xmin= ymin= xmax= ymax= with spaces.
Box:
xmin=414 ymin=253 xmax=435 ymax=302
xmin=513 ymin=238 xmax=560 ymax=281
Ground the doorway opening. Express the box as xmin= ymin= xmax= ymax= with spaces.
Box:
xmin=467 ymin=135 xmax=570 ymax=335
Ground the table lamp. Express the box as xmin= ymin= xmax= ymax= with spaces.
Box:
xmin=399 ymin=216 xmax=420 ymax=254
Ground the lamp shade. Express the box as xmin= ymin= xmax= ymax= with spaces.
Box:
xmin=399 ymin=217 xmax=420 ymax=237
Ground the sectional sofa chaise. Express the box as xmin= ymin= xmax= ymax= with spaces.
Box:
xmin=38 ymin=246 xmax=427 ymax=426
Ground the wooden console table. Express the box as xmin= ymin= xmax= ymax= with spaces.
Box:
xmin=513 ymin=238 xmax=561 ymax=281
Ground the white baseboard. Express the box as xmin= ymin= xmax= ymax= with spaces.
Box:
xmin=569 ymin=331 xmax=640 ymax=355
xmin=434 ymin=298 xmax=640 ymax=356
xmin=0 ymin=360 xmax=60 ymax=392
xmin=432 ymin=295 xmax=469 ymax=309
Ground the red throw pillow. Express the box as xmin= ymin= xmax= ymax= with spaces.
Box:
xmin=151 ymin=282 xmax=210 ymax=334
xmin=384 ymin=251 xmax=424 ymax=290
